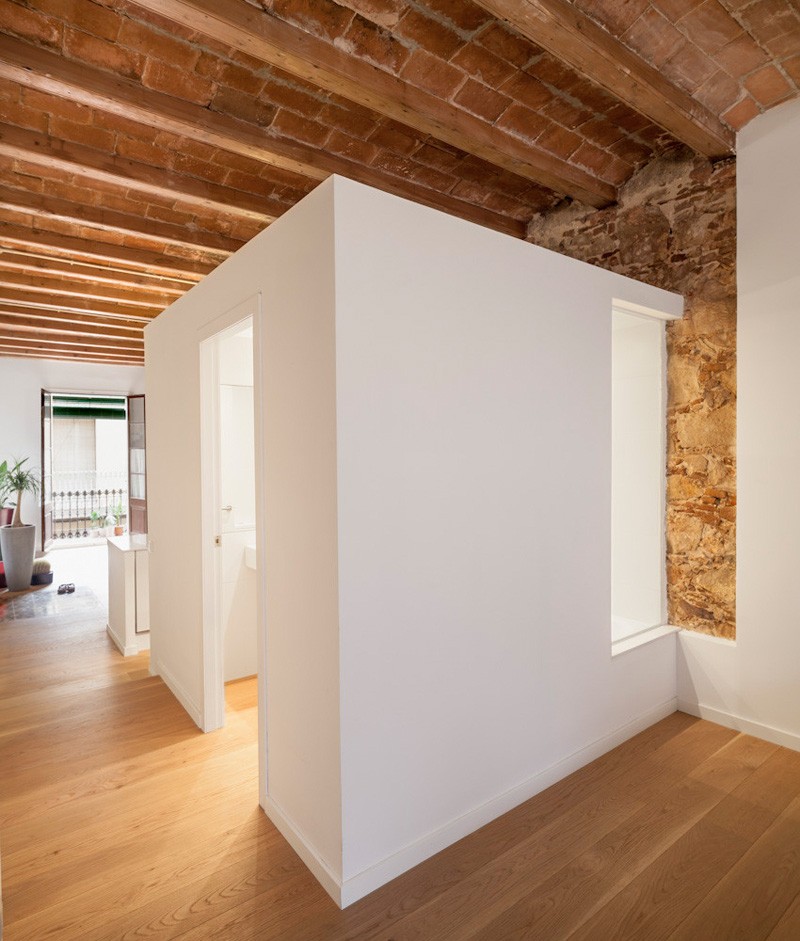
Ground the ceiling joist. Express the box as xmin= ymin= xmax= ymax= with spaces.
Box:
xmin=128 ymin=0 xmax=615 ymax=206
xmin=0 ymin=185 xmax=240 ymax=257
xmin=0 ymin=251 xmax=186 ymax=295
xmin=0 ymin=308 xmax=146 ymax=335
xmin=0 ymin=288 xmax=158 ymax=321
xmin=471 ymin=0 xmax=735 ymax=159
xmin=0 ymin=223 xmax=211 ymax=280
xmin=0 ymin=326 xmax=143 ymax=352
xmin=0 ymin=123 xmax=286 ymax=225
xmin=0 ymin=38 xmax=536 ymax=235
xmin=0 ymin=269 xmax=174 ymax=309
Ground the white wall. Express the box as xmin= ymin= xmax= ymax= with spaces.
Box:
xmin=0 ymin=357 xmax=144 ymax=541
xmin=145 ymin=181 xmax=343 ymax=885
xmin=678 ymin=97 xmax=800 ymax=750
xmin=146 ymin=175 xmax=682 ymax=907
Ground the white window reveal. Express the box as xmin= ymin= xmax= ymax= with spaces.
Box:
xmin=611 ymin=302 xmax=678 ymax=654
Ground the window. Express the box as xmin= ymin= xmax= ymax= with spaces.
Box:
xmin=611 ymin=306 xmax=667 ymax=646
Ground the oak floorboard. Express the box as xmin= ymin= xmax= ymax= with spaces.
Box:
xmin=4 ymin=595 xmax=800 ymax=941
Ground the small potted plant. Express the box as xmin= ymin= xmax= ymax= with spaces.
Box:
xmin=107 ymin=503 xmax=126 ymax=537
xmin=0 ymin=458 xmax=40 ymax=591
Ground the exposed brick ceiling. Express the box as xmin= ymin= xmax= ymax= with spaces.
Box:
xmin=0 ymin=0 xmax=797 ymax=365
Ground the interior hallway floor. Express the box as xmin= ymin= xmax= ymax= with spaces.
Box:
xmin=3 ymin=589 xmax=800 ymax=940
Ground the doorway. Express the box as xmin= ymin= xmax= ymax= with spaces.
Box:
xmin=199 ymin=303 xmax=262 ymax=742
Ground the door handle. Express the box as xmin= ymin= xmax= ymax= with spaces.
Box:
xmin=221 ymin=505 xmax=232 ymax=512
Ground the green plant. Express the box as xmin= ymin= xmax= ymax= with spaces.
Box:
xmin=109 ymin=503 xmax=126 ymax=526
xmin=0 ymin=459 xmax=12 ymax=509
xmin=5 ymin=458 xmax=40 ymax=527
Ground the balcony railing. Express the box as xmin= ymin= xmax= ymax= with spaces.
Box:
xmin=52 ymin=488 xmax=127 ymax=540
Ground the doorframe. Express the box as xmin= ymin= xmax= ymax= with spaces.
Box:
xmin=198 ymin=293 xmax=267 ymax=803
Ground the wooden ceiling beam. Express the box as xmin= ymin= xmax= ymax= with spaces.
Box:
xmin=0 ymin=326 xmax=143 ymax=352
xmin=0 ymin=223 xmax=210 ymax=280
xmin=0 ymin=184 xmax=241 ymax=258
xmin=0 ymin=123 xmax=287 ymax=225
xmin=0 ymin=268 xmax=176 ymax=309
xmin=0 ymin=251 xmax=186 ymax=295
xmin=472 ymin=0 xmax=735 ymax=158
xmin=0 ymin=311 xmax=144 ymax=340
xmin=0 ymin=346 xmax=143 ymax=365
xmin=0 ymin=338 xmax=143 ymax=360
xmin=0 ymin=38 xmax=528 ymax=236
xmin=128 ymin=0 xmax=615 ymax=206
xmin=0 ymin=288 xmax=159 ymax=321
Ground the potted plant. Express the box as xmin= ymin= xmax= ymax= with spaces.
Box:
xmin=107 ymin=503 xmax=125 ymax=537
xmin=0 ymin=458 xmax=40 ymax=591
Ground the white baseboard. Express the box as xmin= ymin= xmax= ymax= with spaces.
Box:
xmin=150 ymin=655 xmax=203 ymax=730
xmin=260 ymin=796 xmax=343 ymax=906
xmin=262 ymin=697 xmax=678 ymax=909
xmin=678 ymin=699 xmax=800 ymax=753
xmin=106 ymin=623 xmax=136 ymax=657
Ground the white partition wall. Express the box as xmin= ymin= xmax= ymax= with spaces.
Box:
xmin=145 ymin=175 xmax=682 ymax=907
xmin=678 ymin=97 xmax=800 ymax=749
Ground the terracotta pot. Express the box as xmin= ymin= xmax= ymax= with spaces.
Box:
xmin=114 ymin=525 xmax=124 ymax=536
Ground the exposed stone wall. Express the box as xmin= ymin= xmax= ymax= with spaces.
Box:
xmin=528 ymin=148 xmax=736 ymax=638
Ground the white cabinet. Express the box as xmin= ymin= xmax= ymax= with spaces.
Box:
xmin=107 ymin=534 xmax=150 ymax=656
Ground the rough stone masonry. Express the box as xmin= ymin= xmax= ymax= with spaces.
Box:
xmin=528 ymin=146 xmax=736 ymax=639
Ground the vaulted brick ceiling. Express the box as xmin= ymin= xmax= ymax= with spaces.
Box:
xmin=0 ymin=0 xmax=798 ymax=365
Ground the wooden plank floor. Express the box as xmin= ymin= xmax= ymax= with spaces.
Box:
xmin=3 ymin=594 xmax=800 ymax=940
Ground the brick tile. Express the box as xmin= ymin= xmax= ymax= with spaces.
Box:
xmin=575 ymin=0 xmax=650 ymax=38
xmin=571 ymin=139 xmax=616 ymax=177
xmin=0 ymin=97 xmax=49 ymax=133
xmin=721 ymin=95 xmax=760 ymax=130
xmin=542 ymin=98 xmax=593 ymax=130
xmin=744 ymin=64 xmax=794 ymax=106
xmin=761 ymin=25 xmax=800 ymax=60
xmin=115 ymin=135 xmax=174 ymax=168
xmin=370 ymin=150 xmax=454 ymax=191
xmin=450 ymin=43 xmax=517 ymax=86
xmin=317 ymin=102 xmax=378 ymax=138
xmin=0 ymin=2 xmax=63 ymax=48
xmin=22 ymin=88 xmax=92 ymax=125
xmin=677 ymin=1 xmax=742 ymax=55
xmin=339 ymin=15 xmax=411 ymax=74
xmin=64 ymin=28 xmax=144 ymax=78
xmin=605 ymin=102 xmax=651 ymax=133
xmin=395 ymin=9 xmax=463 ymax=59
xmin=500 ymin=72 xmax=554 ymax=111
xmin=172 ymin=153 xmax=229 ymax=185
xmin=495 ymin=103 xmax=549 ymax=143
xmin=35 ymin=0 xmax=121 ymax=42
xmin=714 ymin=33 xmax=770 ymax=79
xmin=476 ymin=22 xmax=539 ymax=68
xmin=260 ymin=79 xmax=324 ymax=118
xmin=651 ymin=0 xmax=704 ymax=20
xmin=412 ymin=141 xmax=463 ymax=173
xmin=535 ymin=122 xmax=582 ymax=158
xmin=661 ymin=40 xmax=718 ymax=92
xmin=271 ymin=0 xmax=354 ymax=42
xmin=270 ymin=109 xmax=332 ymax=148
xmin=608 ymin=137 xmax=652 ymax=165
xmin=693 ymin=70 xmax=742 ymax=113
xmin=454 ymin=79 xmax=512 ymax=122
xmin=211 ymin=86 xmax=277 ymax=127
xmin=335 ymin=0 xmax=402 ymax=30
xmin=451 ymin=154 xmax=502 ymax=185
xmin=167 ymin=137 xmax=218 ymax=162
xmin=118 ymin=20 xmax=203 ymax=74
xmin=91 ymin=108 xmax=155 ymax=139
xmin=622 ymin=7 xmax=685 ymax=66
xmin=784 ymin=53 xmax=800 ymax=85
xmin=143 ymin=59 xmax=215 ymax=106
xmin=400 ymin=48 xmax=465 ymax=98
xmin=49 ymin=115 xmax=115 ymax=151
xmin=368 ymin=122 xmax=420 ymax=155
xmin=526 ymin=55 xmax=583 ymax=92
xmin=221 ymin=167 xmax=273 ymax=197
xmin=422 ymin=0 xmax=493 ymax=34
xmin=450 ymin=177 xmax=495 ymax=205
xmin=324 ymin=129 xmax=380 ymax=164
xmin=577 ymin=117 xmax=625 ymax=149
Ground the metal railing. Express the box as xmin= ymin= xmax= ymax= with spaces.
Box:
xmin=52 ymin=488 xmax=127 ymax=540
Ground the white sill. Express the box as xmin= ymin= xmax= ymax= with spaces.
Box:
xmin=611 ymin=623 xmax=680 ymax=657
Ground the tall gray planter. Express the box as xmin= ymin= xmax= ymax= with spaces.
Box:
xmin=0 ymin=525 xmax=36 ymax=591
